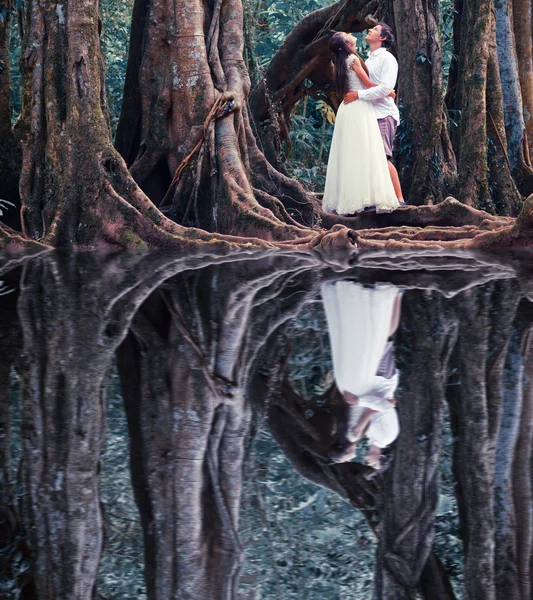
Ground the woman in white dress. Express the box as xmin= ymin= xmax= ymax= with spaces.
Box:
xmin=322 ymin=32 xmax=399 ymax=215
xmin=321 ymin=280 xmax=403 ymax=468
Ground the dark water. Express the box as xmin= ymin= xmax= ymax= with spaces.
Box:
xmin=1 ymin=248 xmax=532 ymax=600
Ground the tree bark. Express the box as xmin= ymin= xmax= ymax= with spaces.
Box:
xmin=455 ymin=0 xmax=492 ymax=209
xmin=494 ymin=0 xmax=525 ymax=170
xmin=511 ymin=0 xmax=533 ymax=193
xmin=14 ymin=0 xmax=314 ymax=248
xmin=445 ymin=0 xmax=520 ymax=214
xmin=387 ymin=0 xmax=457 ymax=205
xmin=114 ymin=0 xmax=319 ymax=234
xmin=0 ymin=6 xmax=22 ymax=230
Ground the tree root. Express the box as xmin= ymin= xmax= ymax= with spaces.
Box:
xmin=319 ymin=197 xmax=512 ymax=230
xmin=3 ymin=189 xmax=533 ymax=251
xmin=0 ymin=222 xmax=49 ymax=249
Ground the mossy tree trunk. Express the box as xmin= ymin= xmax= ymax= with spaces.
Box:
xmin=13 ymin=0 xmax=305 ymax=248
xmin=114 ymin=0 xmax=319 ymax=236
xmin=446 ymin=0 xmax=521 ymax=215
xmin=495 ymin=0 xmax=533 ymax=195
xmin=0 ymin=6 xmax=22 ymax=230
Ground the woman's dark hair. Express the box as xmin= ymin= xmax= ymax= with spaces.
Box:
xmin=378 ymin=22 xmax=395 ymax=49
xmin=328 ymin=32 xmax=369 ymax=100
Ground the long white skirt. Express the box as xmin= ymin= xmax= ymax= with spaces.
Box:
xmin=321 ymin=281 xmax=399 ymax=397
xmin=322 ymin=99 xmax=399 ymax=215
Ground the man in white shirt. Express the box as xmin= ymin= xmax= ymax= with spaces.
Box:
xmin=344 ymin=23 xmax=405 ymax=205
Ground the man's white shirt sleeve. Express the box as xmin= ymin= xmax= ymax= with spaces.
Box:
xmin=358 ymin=53 xmax=398 ymax=102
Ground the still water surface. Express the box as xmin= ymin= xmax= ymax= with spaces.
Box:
xmin=1 ymin=248 xmax=532 ymax=600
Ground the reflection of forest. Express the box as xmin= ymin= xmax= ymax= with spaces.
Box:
xmin=1 ymin=250 xmax=532 ymax=599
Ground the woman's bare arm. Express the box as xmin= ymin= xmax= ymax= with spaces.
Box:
xmin=350 ymin=61 xmax=376 ymax=89
xmin=350 ymin=407 xmax=378 ymax=440
xmin=349 ymin=60 xmax=396 ymax=98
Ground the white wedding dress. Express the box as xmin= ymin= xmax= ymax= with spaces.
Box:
xmin=322 ymin=54 xmax=399 ymax=215
xmin=321 ymin=281 xmax=400 ymax=448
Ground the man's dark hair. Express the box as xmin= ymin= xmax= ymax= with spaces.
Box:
xmin=378 ymin=22 xmax=395 ymax=49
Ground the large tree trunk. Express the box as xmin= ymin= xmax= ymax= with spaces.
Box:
xmin=509 ymin=0 xmax=533 ymax=194
xmin=386 ymin=0 xmax=457 ymax=206
xmin=0 ymin=7 xmax=22 ymax=230
xmin=494 ymin=0 xmax=525 ymax=171
xmin=13 ymin=0 xmax=314 ymax=248
xmin=114 ymin=0 xmax=320 ymax=234
xmin=3 ymin=0 xmax=533 ymax=250
xmin=453 ymin=1 xmax=516 ymax=213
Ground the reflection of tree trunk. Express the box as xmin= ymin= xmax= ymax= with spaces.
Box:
xmin=116 ymin=258 xmax=315 ymax=598
xmin=376 ymin=290 xmax=458 ymax=599
xmin=447 ymin=281 xmax=520 ymax=600
xmin=118 ymin=319 xmax=250 ymax=599
xmin=0 ymin=278 xmax=35 ymax=598
xmin=512 ymin=300 xmax=533 ymax=600
xmin=251 ymin=281 xmax=472 ymax=599
xmin=493 ymin=326 xmax=523 ymax=599
xmin=13 ymin=251 xmax=226 ymax=598
xmin=0 ymin=281 xmax=20 ymax=494
xmin=17 ymin=256 xmax=108 ymax=599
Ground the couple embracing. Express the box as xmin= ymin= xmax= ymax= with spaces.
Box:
xmin=322 ymin=23 xmax=405 ymax=215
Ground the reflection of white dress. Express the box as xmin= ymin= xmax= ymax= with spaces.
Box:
xmin=322 ymin=54 xmax=399 ymax=215
xmin=321 ymin=281 xmax=400 ymax=447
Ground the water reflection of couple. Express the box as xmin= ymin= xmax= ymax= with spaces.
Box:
xmin=322 ymin=23 xmax=406 ymax=215
xmin=322 ymin=281 xmax=403 ymax=469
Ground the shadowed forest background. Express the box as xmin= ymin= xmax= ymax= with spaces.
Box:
xmin=2 ymin=0 xmax=533 ymax=248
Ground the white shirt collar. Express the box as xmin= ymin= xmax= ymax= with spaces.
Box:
xmin=369 ymin=47 xmax=387 ymax=57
